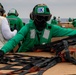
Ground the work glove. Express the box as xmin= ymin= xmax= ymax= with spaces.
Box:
xmin=0 ymin=50 xmax=4 ymax=58
xmin=0 ymin=50 xmax=6 ymax=63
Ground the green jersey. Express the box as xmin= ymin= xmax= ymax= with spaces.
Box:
xmin=51 ymin=19 xmax=58 ymax=25
xmin=7 ymin=15 xmax=23 ymax=31
xmin=72 ymin=20 xmax=76 ymax=27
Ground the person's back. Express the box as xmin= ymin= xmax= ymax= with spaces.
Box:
xmin=51 ymin=16 xmax=58 ymax=25
xmin=7 ymin=8 xmax=24 ymax=31
xmin=0 ymin=16 xmax=17 ymax=42
xmin=72 ymin=19 xmax=76 ymax=27
xmin=68 ymin=17 xmax=72 ymax=22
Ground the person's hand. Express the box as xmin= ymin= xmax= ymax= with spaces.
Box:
xmin=0 ymin=50 xmax=8 ymax=64
xmin=0 ymin=50 xmax=4 ymax=58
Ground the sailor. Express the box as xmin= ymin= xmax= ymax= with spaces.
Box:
xmin=51 ymin=16 xmax=58 ymax=25
xmin=68 ymin=17 xmax=72 ymax=22
xmin=0 ymin=3 xmax=17 ymax=46
xmin=72 ymin=19 xmax=76 ymax=27
xmin=0 ymin=4 xmax=76 ymax=56
xmin=7 ymin=8 xmax=24 ymax=32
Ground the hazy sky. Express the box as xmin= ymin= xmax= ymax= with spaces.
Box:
xmin=0 ymin=0 xmax=76 ymax=18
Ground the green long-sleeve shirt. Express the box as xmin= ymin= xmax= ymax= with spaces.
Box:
xmin=1 ymin=22 xmax=76 ymax=53
xmin=51 ymin=19 xmax=58 ymax=25
xmin=7 ymin=15 xmax=23 ymax=31
xmin=72 ymin=20 xmax=76 ymax=27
